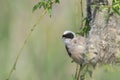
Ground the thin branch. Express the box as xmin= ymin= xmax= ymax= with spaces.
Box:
xmin=74 ymin=0 xmax=84 ymax=80
xmin=6 ymin=9 xmax=47 ymax=80
xmin=75 ymin=64 xmax=79 ymax=79
xmin=80 ymin=0 xmax=84 ymax=28
xmin=86 ymin=0 xmax=91 ymax=20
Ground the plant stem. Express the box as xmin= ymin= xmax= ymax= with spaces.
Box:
xmin=6 ymin=9 xmax=47 ymax=80
xmin=75 ymin=64 xmax=79 ymax=79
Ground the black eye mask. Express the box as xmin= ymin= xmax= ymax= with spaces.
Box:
xmin=62 ymin=33 xmax=74 ymax=39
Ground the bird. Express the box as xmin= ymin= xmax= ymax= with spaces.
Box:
xmin=62 ymin=30 xmax=86 ymax=66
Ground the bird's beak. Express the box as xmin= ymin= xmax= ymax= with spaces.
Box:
xmin=62 ymin=35 xmax=65 ymax=38
xmin=62 ymin=35 xmax=65 ymax=39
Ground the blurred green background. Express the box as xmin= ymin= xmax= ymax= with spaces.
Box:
xmin=0 ymin=0 xmax=81 ymax=80
xmin=1 ymin=0 xmax=120 ymax=80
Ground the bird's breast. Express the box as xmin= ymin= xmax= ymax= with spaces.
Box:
xmin=70 ymin=46 xmax=84 ymax=64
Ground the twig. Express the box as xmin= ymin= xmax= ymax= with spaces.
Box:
xmin=77 ymin=66 xmax=81 ymax=80
xmin=80 ymin=0 xmax=84 ymax=28
xmin=75 ymin=64 xmax=79 ymax=79
xmin=6 ymin=9 xmax=47 ymax=80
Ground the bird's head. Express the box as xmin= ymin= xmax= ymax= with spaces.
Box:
xmin=62 ymin=30 xmax=76 ymax=39
xmin=62 ymin=30 xmax=76 ymax=44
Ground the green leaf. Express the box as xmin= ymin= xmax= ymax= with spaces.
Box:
xmin=112 ymin=7 xmax=120 ymax=15
xmin=55 ymin=0 xmax=60 ymax=3
xmin=42 ymin=1 xmax=47 ymax=9
xmin=32 ymin=2 xmax=42 ymax=12
xmin=78 ymin=17 xmax=90 ymax=36
xmin=112 ymin=0 xmax=120 ymax=15
xmin=32 ymin=0 xmax=60 ymax=17
xmin=48 ymin=8 xmax=52 ymax=17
